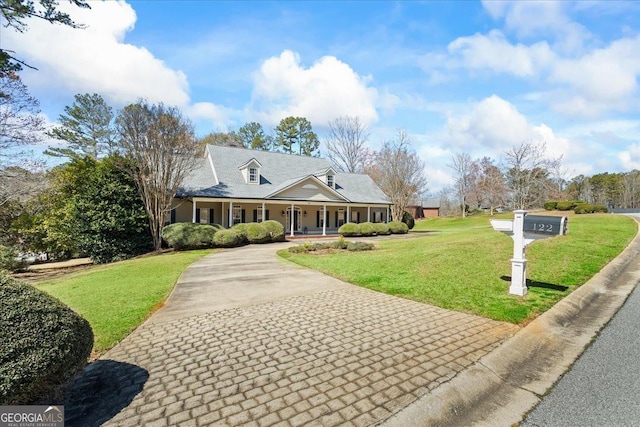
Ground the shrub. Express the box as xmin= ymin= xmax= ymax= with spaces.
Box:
xmin=288 ymin=239 xmax=374 ymax=253
xmin=0 ymin=246 xmax=25 ymax=272
xmin=162 ymin=222 xmax=222 ymax=250
xmin=0 ymin=274 xmax=93 ymax=404
xmin=373 ymin=223 xmax=390 ymax=235
xmin=544 ymin=201 xmax=558 ymax=211
xmin=261 ymin=220 xmax=285 ymax=242
xmin=402 ymin=211 xmax=415 ymax=230
xmin=346 ymin=241 xmax=374 ymax=251
xmin=388 ymin=221 xmax=409 ymax=234
xmin=359 ymin=222 xmax=376 ymax=236
xmin=574 ymin=204 xmax=608 ymax=214
xmin=231 ymin=223 xmax=249 ymax=237
xmin=246 ymin=223 xmax=271 ymax=244
xmin=213 ymin=229 xmax=247 ymax=248
xmin=338 ymin=223 xmax=360 ymax=237
xmin=555 ymin=201 xmax=574 ymax=211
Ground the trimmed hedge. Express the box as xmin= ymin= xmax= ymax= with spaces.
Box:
xmin=401 ymin=211 xmax=415 ymax=230
xmin=162 ymin=222 xmax=223 ymax=250
xmin=246 ymin=223 xmax=271 ymax=244
xmin=213 ymin=229 xmax=247 ymax=248
xmin=373 ymin=223 xmax=391 ymax=235
xmin=338 ymin=223 xmax=360 ymax=237
xmin=0 ymin=274 xmax=93 ymax=404
xmin=574 ymin=204 xmax=608 ymax=214
xmin=388 ymin=221 xmax=409 ymax=234
xmin=544 ymin=201 xmax=558 ymax=211
xmin=359 ymin=222 xmax=376 ymax=237
xmin=261 ymin=220 xmax=286 ymax=242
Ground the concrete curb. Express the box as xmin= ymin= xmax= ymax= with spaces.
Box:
xmin=382 ymin=219 xmax=640 ymax=427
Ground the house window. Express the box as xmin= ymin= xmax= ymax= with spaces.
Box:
xmin=374 ymin=211 xmax=382 ymax=223
xmin=233 ymin=205 xmax=242 ymax=224
xmin=327 ymin=175 xmax=334 ymax=188
xmin=249 ymin=167 xmax=258 ymax=183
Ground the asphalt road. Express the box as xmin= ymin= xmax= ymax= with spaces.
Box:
xmin=521 ymin=261 xmax=640 ymax=426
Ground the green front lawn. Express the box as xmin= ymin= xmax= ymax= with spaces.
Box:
xmin=35 ymin=250 xmax=212 ymax=353
xmin=280 ymin=213 xmax=637 ymax=324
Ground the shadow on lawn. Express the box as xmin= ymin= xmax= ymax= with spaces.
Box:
xmin=64 ymin=360 xmax=148 ymax=427
xmin=500 ymin=276 xmax=569 ymax=292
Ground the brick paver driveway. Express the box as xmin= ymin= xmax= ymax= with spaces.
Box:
xmin=64 ymin=241 xmax=519 ymax=427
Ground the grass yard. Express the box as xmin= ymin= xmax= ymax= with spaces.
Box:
xmin=280 ymin=213 xmax=637 ymax=324
xmin=34 ymin=250 xmax=212 ymax=354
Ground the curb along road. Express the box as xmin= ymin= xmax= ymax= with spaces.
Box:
xmin=382 ymin=217 xmax=640 ymax=427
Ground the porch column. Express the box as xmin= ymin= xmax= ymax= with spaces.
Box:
xmin=192 ymin=199 xmax=197 ymax=223
xmin=262 ymin=202 xmax=266 ymax=223
xmin=290 ymin=203 xmax=295 ymax=237
xmin=322 ymin=204 xmax=327 ymax=236
xmin=229 ymin=201 xmax=233 ymax=228
xmin=367 ymin=206 xmax=371 ymax=222
xmin=386 ymin=206 xmax=390 ymax=223
xmin=347 ymin=206 xmax=351 ymax=223
xmin=221 ymin=202 xmax=225 ymax=227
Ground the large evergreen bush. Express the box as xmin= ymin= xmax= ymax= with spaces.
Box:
xmin=401 ymin=211 xmax=415 ymax=230
xmin=359 ymin=222 xmax=376 ymax=236
xmin=0 ymin=274 xmax=93 ymax=404
xmin=261 ymin=220 xmax=285 ymax=242
xmin=246 ymin=223 xmax=271 ymax=244
xmin=213 ymin=229 xmax=247 ymax=247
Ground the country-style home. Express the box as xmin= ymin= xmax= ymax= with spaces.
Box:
xmin=171 ymin=145 xmax=392 ymax=236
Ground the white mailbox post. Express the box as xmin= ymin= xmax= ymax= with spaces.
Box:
xmin=491 ymin=210 xmax=568 ymax=296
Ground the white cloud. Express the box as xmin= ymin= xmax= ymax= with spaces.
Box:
xmin=480 ymin=0 xmax=591 ymax=53
xmin=619 ymin=143 xmax=640 ymax=170
xmin=549 ymin=35 xmax=640 ymax=116
xmin=250 ymin=50 xmax=380 ymax=128
xmin=448 ymin=30 xmax=554 ymax=77
xmin=4 ymin=1 xmax=190 ymax=107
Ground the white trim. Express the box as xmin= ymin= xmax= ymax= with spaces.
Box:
xmin=322 ymin=204 xmax=327 ymax=236
xmin=229 ymin=201 xmax=233 ymax=228
xmin=264 ymin=175 xmax=350 ymax=202
xmin=206 ymin=149 xmax=219 ymax=185
xmin=192 ymin=199 xmax=197 ymax=223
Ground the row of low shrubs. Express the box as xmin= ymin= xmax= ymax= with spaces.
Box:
xmin=288 ymin=238 xmax=375 ymax=254
xmin=544 ymin=200 xmax=608 ymax=214
xmin=162 ymin=220 xmax=286 ymax=250
xmin=338 ymin=221 xmax=409 ymax=237
xmin=0 ymin=273 xmax=93 ymax=404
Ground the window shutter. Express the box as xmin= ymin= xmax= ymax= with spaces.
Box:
xmin=195 ymin=208 xmax=201 ymax=223
xmin=357 ymin=212 xmax=360 ymax=223
xmin=209 ymin=208 xmax=215 ymax=224
xmin=170 ymin=209 xmax=176 ymax=224
xmin=316 ymin=211 xmax=320 ymax=228
xmin=265 ymin=210 xmax=270 ymax=220
xmin=241 ymin=209 xmax=246 ymax=223
xmin=253 ymin=210 xmax=257 ymax=222
xmin=335 ymin=211 xmax=338 ymax=228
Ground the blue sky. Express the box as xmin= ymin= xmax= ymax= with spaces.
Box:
xmin=4 ymin=0 xmax=640 ymax=192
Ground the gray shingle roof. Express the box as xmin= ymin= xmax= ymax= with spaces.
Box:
xmin=178 ymin=145 xmax=390 ymax=205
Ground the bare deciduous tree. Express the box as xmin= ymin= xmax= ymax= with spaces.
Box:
xmin=448 ymin=152 xmax=473 ymax=217
xmin=503 ymin=141 xmax=560 ymax=209
xmin=0 ymin=73 xmax=45 ymax=205
xmin=477 ymin=157 xmax=508 ymax=215
xmin=325 ymin=116 xmax=370 ymax=173
xmin=116 ymin=101 xmax=201 ymax=250
xmin=364 ymin=129 xmax=427 ymax=221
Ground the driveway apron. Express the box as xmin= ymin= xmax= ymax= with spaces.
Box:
xmin=63 ymin=242 xmax=519 ymax=427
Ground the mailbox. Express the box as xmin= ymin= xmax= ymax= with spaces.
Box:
xmin=523 ymin=215 xmax=568 ymax=236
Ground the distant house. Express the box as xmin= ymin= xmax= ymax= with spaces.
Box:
xmin=408 ymin=198 xmax=441 ymax=219
xmin=171 ymin=145 xmax=392 ymax=236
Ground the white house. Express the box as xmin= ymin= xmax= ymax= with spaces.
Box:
xmin=171 ymin=145 xmax=392 ymax=236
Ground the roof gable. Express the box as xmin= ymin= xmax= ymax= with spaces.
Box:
xmin=265 ymin=175 xmax=349 ymax=202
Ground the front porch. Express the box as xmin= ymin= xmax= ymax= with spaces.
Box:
xmin=171 ymin=198 xmax=391 ymax=237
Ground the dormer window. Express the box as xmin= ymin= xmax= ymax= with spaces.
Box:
xmin=239 ymin=158 xmax=262 ymax=185
xmin=249 ymin=167 xmax=258 ymax=183
xmin=327 ymin=174 xmax=334 ymax=188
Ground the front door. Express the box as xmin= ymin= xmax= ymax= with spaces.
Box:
xmin=286 ymin=208 xmax=301 ymax=232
